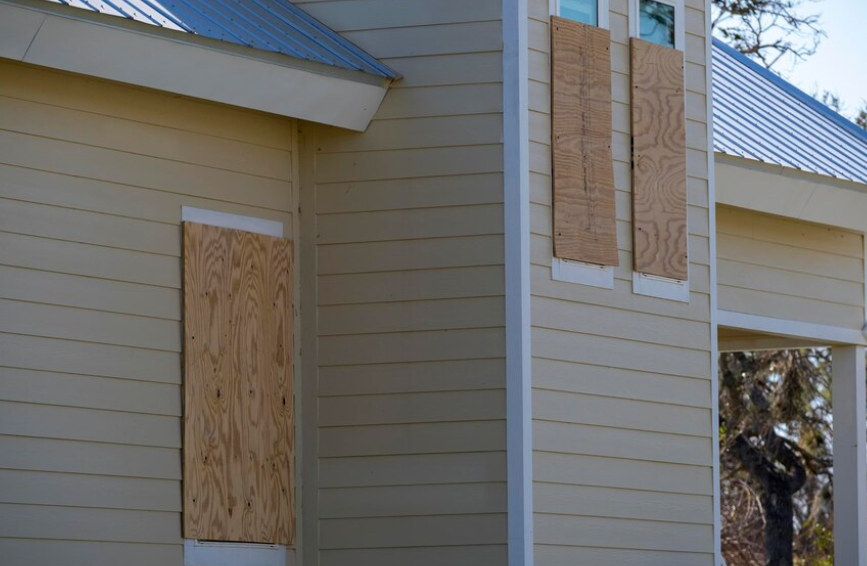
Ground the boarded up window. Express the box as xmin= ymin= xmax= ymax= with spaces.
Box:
xmin=551 ymin=16 xmax=618 ymax=266
xmin=183 ymin=221 xmax=295 ymax=545
xmin=630 ymin=38 xmax=688 ymax=280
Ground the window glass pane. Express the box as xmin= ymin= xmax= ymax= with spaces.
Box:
xmin=561 ymin=0 xmax=598 ymax=26
xmin=639 ymin=0 xmax=675 ymax=48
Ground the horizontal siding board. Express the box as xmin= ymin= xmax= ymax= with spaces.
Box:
xmin=534 ymin=452 xmax=712 ymax=495
xmin=0 ymin=435 xmax=180 ymax=480
xmin=339 ymin=22 xmax=502 ymax=58
xmin=0 ymin=503 xmax=181 ymax=544
xmin=534 ymin=420 xmax=712 ymax=466
xmin=534 ymin=482 xmax=712 ymax=524
xmin=0 ymin=401 xmax=180 ymax=448
xmin=0 ymin=332 xmax=180 ymax=383
xmin=533 ymin=358 xmax=711 ymax=407
xmin=319 ymin=482 xmax=506 ymax=518
xmin=319 ymin=328 xmax=504 ymax=366
xmin=0 ymin=469 xmax=181 ymax=512
xmin=320 ymin=452 xmax=506 ymax=488
xmin=0 ymin=539 xmax=183 ymax=566
xmin=0 ymin=61 xmax=292 ymax=149
xmin=318 ymin=266 xmax=504 ymax=305
xmin=320 ymin=390 xmax=505 ymax=426
xmin=0 ymin=164 xmax=291 ymax=227
xmin=0 ymin=264 xmax=179 ymax=320
xmin=320 ymin=514 xmax=506 ymax=549
xmin=0 ymin=198 xmax=180 ymax=256
xmin=0 ymin=298 xmax=180 ymax=352
xmin=0 ymin=130 xmax=291 ymax=211
xmin=0 ymin=95 xmax=290 ymax=179
xmin=315 ymin=174 xmax=503 ymax=214
xmin=316 ymin=204 xmax=503 ymax=244
xmin=535 ymin=545 xmax=713 ymax=566
xmin=532 ymin=295 xmax=710 ymax=351
xmin=316 ymin=114 xmax=503 ymax=153
xmin=380 ymin=53 xmax=503 ymax=88
xmin=317 ymin=235 xmax=503 ymax=275
xmin=0 ymin=367 xmax=181 ymax=416
xmin=319 ymin=297 xmax=504 ymax=335
xmin=0 ymin=232 xmax=180 ymax=288
xmin=532 ymin=327 xmax=711 ymax=379
xmin=718 ymin=285 xmax=864 ymax=328
xmin=320 ymin=421 xmax=505 ymax=457
xmin=533 ymin=389 xmax=711 ymax=436
xmin=534 ymin=513 xmax=713 ymax=552
xmin=320 ymin=359 xmax=504 ymax=396
xmin=298 ymin=0 xmax=500 ymax=30
xmin=321 ymin=545 xmax=507 ymax=566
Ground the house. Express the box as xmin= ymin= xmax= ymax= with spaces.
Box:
xmin=0 ymin=1 xmax=862 ymax=566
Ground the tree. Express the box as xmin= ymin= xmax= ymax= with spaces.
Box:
xmin=711 ymin=0 xmax=825 ymax=69
xmin=719 ymin=350 xmax=833 ymax=566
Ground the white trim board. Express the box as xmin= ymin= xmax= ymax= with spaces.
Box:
xmin=181 ymin=207 xmax=284 ymax=238
xmin=503 ymin=0 xmax=533 ymax=562
xmin=632 ymin=272 xmax=689 ymax=302
xmin=184 ymin=540 xmax=290 ymax=566
xmin=717 ymin=310 xmax=867 ymax=347
xmin=552 ymin=258 xmax=614 ymax=289
xmin=0 ymin=0 xmax=389 ymax=131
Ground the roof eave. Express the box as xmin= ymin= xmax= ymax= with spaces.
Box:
xmin=0 ymin=0 xmax=392 ymax=131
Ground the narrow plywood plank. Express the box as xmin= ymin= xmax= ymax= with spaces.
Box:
xmin=183 ymin=222 xmax=294 ymax=545
xmin=551 ymin=17 xmax=618 ymax=265
xmin=631 ymin=38 xmax=688 ymax=280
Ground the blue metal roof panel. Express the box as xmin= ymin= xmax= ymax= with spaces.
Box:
xmin=712 ymin=38 xmax=867 ymax=185
xmin=44 ymin=0 xmax=399 ymax=78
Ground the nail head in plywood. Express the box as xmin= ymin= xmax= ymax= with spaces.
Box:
xmin=630 ymin=38 xmax=688 ymax=280
xmin=183 ymin=221 xmax=295 ymax=545
xmin=551 ymin=16 xmax=619 ymax=266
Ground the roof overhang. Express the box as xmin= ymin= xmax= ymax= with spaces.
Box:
xmin=0 ymin=0 xmax=392 ymax=131
xmin=715 ymin=153 xmax=867 ymax=233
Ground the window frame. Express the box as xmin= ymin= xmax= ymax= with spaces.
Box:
xmin=550 ymin=0 xmax=609 ymax=29
xmin=631 ymin=0 xmax=685 ymax=50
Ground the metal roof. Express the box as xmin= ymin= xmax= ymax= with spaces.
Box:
xmin=44 ymin=0 xmax=398 ymax=79
xmin=712 ymin=38 xmax=867 ymax=185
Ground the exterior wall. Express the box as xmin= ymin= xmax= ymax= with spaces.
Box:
xmin=0 ymin=60 xmax=296 ymax=565
xmin=527 ymin=0 xmax=716 ymax=564
xmin=717 ymin=204 xmax=865 ymax=329
xmin=291 ymin=1 xmax=508 ymax=565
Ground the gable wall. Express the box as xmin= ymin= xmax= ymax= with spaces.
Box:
xmin=526 ymin=0 xmax=717 ymax=563
xmin=0 ymin=60 xmax=296 ymax=565
xmin=291 ymin=1 xmax=509 ymax=564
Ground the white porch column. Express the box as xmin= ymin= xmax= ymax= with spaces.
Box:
xmin=833 ymin=345 xmax=867 ymax=566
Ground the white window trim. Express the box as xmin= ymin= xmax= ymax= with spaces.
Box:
xmin=181 ymin=207 xmax=284 ymax=238
xmin=630 ymin=0 xmax=685 ymax=51
xmin=180 ymin=206 xmax=290 ymax=565
xmin=184 ymin=540 xmax=291 ymax=566
xmin=552 ymin=258 xmax=615 ymax=289
xmin=632 ymin=271 xmax=689 ymax=302
xmin=550 ymin=0 xmax=610 ymax=29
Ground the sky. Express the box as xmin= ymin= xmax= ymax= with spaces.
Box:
xmin=782 ymin=0 xmax=867 ymax=117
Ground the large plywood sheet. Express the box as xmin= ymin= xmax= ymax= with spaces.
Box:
xmin=630 ymin=38 xmax=687 ymax=280
xmin=551 ymin=16 xmax=618 ymax=266
xmin=183 ymin=221 xmax=294 ymax=545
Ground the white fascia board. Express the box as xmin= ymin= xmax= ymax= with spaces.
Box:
xmin=717 ymin=309 xmax=867 ymax=347
xmin=715 ymin=155 xmax=867 ymax=233
xmin=0 ymin=0 xmax=389 ymax=132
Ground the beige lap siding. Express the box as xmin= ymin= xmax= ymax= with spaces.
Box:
xmin=0 ymin=60 xmax=295 ymax=566
xmin=292 ymin=0 xmax=508 ymax=564
xmin=717 ymin=205 xmax=865 ymax=329
xmin=527 ymin=0 xmax=716 ymax=563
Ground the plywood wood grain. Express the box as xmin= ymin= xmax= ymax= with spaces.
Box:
xmin=183 ymin=221 xmax=294 ymax=545
xmin=630 ymin=38 xmax=688 ymax=280
xmin=551 ymin=16 xmax=618 ymax=266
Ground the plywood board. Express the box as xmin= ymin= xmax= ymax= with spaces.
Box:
xmin=630 ymin=38 xmax=688 ymax=280
xmin=551 ymin=16 xmax=618 ymax=266
xmin=183 ymin=221 xmax=294 ymax=545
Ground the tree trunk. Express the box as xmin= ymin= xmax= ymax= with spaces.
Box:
xmin=761 ymin=480 xmax=795 ymax=566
